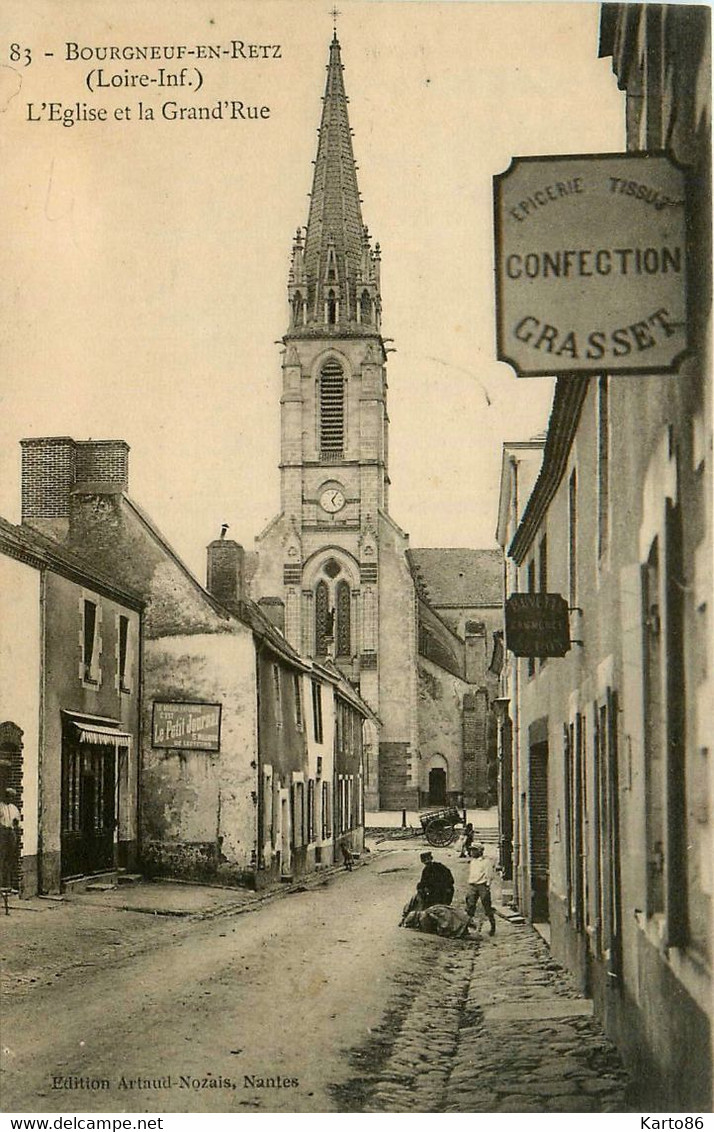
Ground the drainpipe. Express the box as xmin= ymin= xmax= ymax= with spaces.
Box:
xmin=37 ymin=568 xmax=47 ymax=895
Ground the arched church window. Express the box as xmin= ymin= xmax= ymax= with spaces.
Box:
xmin=292 ymin=292 xmax=303 ymax=327
xmin=336 ymin=580 xmax=351 ymax=657
xmin=360 ymin=290 xmax=372 ymax=325
xmin=319 ymin=360 xmax=345 ymax=456
xmin=327 ymin=290 xmax=337 ymax=325
xmin=315 ymin=579 xmax=330 ymax=656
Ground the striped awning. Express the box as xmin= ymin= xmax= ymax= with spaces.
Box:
xmin=73 ymin=724 xmax=132 ymax=747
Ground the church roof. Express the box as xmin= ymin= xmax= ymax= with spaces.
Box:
xmin=407 ymin=548 xmax=503 ymax=608
xmin=304 ymin=33 xmax=365 ymax=291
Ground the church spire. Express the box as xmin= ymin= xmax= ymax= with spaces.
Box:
xmin=287 ymin=34 xmax=381 ymax=336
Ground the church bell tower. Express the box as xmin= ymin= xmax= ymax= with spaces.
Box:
xmin=253 ymin=33 xmax=419 ymax=811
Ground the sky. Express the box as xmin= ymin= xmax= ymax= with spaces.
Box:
xmin=0 ymin=1 xmax=625 ymax=579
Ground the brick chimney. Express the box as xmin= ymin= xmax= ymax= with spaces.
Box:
xmin=206 ymin=537 xmax=245 ymax=611
xmin=21 ymin=437 xmax=130 ymax=543
xmin=258 ymin=596 xmax=286 ymax=635
xmin=20 ymin=437 xmax=77 ymax=541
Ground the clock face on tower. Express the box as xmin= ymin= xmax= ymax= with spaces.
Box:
xmin=319 ymin=487 xmax=346 ymax=514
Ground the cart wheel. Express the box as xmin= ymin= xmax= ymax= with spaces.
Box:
xmin=425 ymin=819 xmax=456 ymax=847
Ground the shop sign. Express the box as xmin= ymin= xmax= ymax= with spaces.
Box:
xmin=505 ymin=593 xmax=571 ymax=658
xmin=494 ymin=153 xmax=688 ymax=376
xmin=152 ymin=701 xmax=222 ymax=751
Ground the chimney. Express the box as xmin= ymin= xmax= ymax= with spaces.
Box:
xmin=257 ymin=596 xmax=286 ymax=635
xmin=21 ymin=437 xmax=77 ymax=541
xmin=464 ymin=620 xmax=487 ymax=685
xmin=21 ymin=437 xmax=130 ymax=544
xmin=206 ymin=538 xmax=245 ymax=610
xmin=75 ymin=440 xmax=129 ymax=489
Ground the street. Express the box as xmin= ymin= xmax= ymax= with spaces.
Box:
xmin=1 ymin=844 xmax=632 ymax=1114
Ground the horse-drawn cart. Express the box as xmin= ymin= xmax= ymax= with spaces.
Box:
xmin=419 ymin=806 xmax=465 ymax=847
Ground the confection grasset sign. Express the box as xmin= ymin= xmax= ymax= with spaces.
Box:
xmin=152 ymin=701 xmax=222 ymax=751
xmin=494 ymin=152 xmax=689 ymax=376
xmin=505 ymin=593 xmax=571 ymax=658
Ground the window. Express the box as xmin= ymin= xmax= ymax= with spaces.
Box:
xmin=272 ymin=664 xmax=282 ymax=729
xmin=321 ymin=780 xmax=331 ymax=840
xmin=314 ymin=561 xmax=353 ymax=660
xmin=263 ymin=768 xmax=273 ymax=851
xmin=538 ymin=536 xmax=548 ymax=670
xmin=568 ymin=469 xmax=578 ymax=607
xmin=336 ymin=580 xmax=351 ymax=657
xmin=643 ymin=537 xmax=664 ymax=916
xmin=307 ymin=779 xmax=315 ymax=843
xmin=527 ymin=558 xmax=536 ymax=678
xmin=293 ymin=673 xmax=303 ymax=730
xmin=539 ymin=535 xmax=548 ymax=593
xmin=118 ymin=615 xmax=130 ymax=692
xmin=315 ymin=579 xmax=331 ymax=656
xmin=360 ymin=290 xmax=372 ymax=324
xmin=598 ymin=376 xmax=610 ymax=560
xmin=319 ymin=360 xmax=345 ymax=456
xmin=292 ymin=781 xmax=305 ymax=848
xmin=81 ymin=599 xmax=101 ymax=685
xmin=312 ymin=681 xmax=323 ymax=744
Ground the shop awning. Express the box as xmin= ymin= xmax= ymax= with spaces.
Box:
xmin=73 ymin=723 xmax=132 ymax=747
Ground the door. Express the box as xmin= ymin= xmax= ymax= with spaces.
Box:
xmin=61 ymin=741 xmax=116 ymax=878
xmin=529 ymin=740 xmax=549 ymax=921
xmin=428 ymin=767 xmax=447 ymax=806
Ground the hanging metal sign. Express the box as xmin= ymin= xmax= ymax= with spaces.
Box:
xmin=505 ymin=593 xmax=571 ymax=657
xmin=494 ymin=152 xmax=688 ymax=377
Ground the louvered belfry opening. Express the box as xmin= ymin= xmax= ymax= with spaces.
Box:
xmin=320 ymin=360 xmax=345 ymax=457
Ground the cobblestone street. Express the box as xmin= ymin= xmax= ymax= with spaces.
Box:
xmin=2 ymin=842 xmax=636 ymax=1114
xmin=336 ymin=876 xmax=633 ymax=1114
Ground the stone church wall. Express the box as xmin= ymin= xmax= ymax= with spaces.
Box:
xmin=377 ymin=513 xmax=419 ymax=809
xmin=416 ymin=657 xmax=466 ymax=806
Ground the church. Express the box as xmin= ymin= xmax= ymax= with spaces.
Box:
xmin=250 ymin=32 xmax=502 ymax=813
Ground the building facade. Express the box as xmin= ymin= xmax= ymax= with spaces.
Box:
xmin=0 ymin=515 xmax=142 ymax=896
xmin=18 ymin=436 xmax=369 ymax=887
xmin=251 ymin=33 xmax=501 ymax=812
xmin=500 ymin=5 xmax=711 ymax=1109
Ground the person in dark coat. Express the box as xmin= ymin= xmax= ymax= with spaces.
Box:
xmin=417 ymin=850 xmax=454 ymax=907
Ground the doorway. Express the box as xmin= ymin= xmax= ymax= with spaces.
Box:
xmin=61 ymin=740 xmax=116 ymax=879
xmin=428 ymin=767 xmax=447 ymax=806
xmin=529 ymin=740 xmax=549 ymax=921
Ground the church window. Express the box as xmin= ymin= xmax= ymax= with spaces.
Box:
xmin=292 ymin=292 xmax=304 ymax=327
xmin=324 ymin=558 xmax=341 ymax=579
xmin=360 ymin=290 xmax=372 ymax=324
xmin=315 ymin=579 xmax=331 ymax=656
xmin=336 ymin=580 xmax=351 ymax=657
xmin=319 ymin=360 xmax=345 ymax=455
xmin=327 ymin=290 xmax=338 ymax=325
